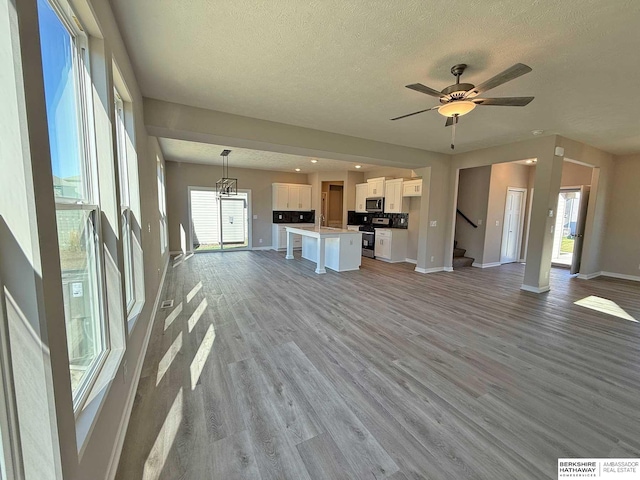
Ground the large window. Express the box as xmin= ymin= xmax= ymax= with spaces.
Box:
xmin=114 ymin=90 xmax=135 ymax=312
xmin=38 ymin=0 xmax=107 ymax=408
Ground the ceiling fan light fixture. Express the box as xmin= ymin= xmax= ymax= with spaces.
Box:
xmin=438 ymin=100 xmax=476 ymax=117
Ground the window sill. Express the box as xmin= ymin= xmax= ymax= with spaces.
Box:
xmin=127 ymin=298 xmax=145 ymax=334
xmin=75 ymin=346 xmax=125 ymax=458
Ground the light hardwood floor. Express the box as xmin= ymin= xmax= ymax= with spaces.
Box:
xmin=116 ymin=251 xmax=640 ymax=480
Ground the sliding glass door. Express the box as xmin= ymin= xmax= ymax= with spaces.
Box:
xmin=190 ymin=188 xmax=249 ymax=252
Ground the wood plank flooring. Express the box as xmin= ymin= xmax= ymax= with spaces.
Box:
xmin=116 ymin=251 xmax=640 ymax=480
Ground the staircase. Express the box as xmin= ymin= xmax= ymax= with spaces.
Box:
xmin=453 ymin=241 xmax=474 ymax=269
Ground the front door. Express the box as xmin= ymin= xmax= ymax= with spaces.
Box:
xmin=570 ymin=186 xmax=590 ymax=274
xmin=500 ymin=188 xmax=526 ymax=264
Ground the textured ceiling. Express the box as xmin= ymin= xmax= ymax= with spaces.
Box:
xmin=158 ymin=138 xmax=378 ymax=172
xmin=111 ymin=0 xmax=640 ymax=155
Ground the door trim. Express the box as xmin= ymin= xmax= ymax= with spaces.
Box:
xmin=500 ymin=187 xmax=527 ymax=264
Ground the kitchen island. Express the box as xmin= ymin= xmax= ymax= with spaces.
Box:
xmin=285 ymin=226 xmax=362 ymax=274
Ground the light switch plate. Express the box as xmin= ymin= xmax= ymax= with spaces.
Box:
xmin=253 ymin=214 xmax=258 ymax=220
xmin=430 ymin=221 xmax=437 ymax=227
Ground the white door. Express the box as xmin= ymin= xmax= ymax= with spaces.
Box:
xmin=220 ymin=198 xmax=246 ymax=245
xmin=500 ymin=188 xmax=526 ymax=263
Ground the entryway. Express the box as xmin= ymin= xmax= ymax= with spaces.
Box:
xmin=321 ymin=181 xmax=344 ymax=227
xmin=552 ymin=186 xmax=590 ymax=272
xmin=188 ymin=187 xmax=251 ymax=252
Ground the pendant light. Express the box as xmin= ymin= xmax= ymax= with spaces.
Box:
xmin=216 ymin=149 xmax=237 ymax=196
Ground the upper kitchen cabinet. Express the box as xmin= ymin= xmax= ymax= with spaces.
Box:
xmin=384 ymin=178 xmax=408 ymax=213
xmin=273 ymin=183 xmax=312 ymax=211
xmin=402 ymin=179 xmax=422 ymax=197
xmin=355 ymin=183 xmax=368 ymax=212
xmin=367 ymin=177 xmax=387 ymax=197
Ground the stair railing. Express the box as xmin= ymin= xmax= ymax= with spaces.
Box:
xmin=456 ymin=209 xmax=478 ymax=229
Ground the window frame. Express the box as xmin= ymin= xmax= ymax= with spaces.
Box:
xmin=114 ymin=90 xmax=135 ymax=313
xmin=39 ymin=0 xmax=110 ymax=414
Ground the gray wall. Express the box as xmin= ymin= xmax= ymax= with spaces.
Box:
xmin=455 ymin=166 xmax=491 ymax=264
xmin=165 ymin=161 xmax=310 ymax=250
xmin=603 ymin=154 xmax=640 ymax=277
xmin=562 ymin=161 xmax=593 ymax=187
xmin=483 ymin=162 xmax=532 ymax=265
xmin=1 ymin=0 xmax=170 ymax=478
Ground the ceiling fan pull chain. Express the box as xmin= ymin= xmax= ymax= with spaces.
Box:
xmin=451 ymin=115 xmax=457 ymax=150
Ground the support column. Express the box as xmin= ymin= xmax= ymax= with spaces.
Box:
xmin=414 ymin=167 xmax=432 ymax=273
xmin=315 ymin=238 xmax=326 ymax=274
xmin=522 ymin=146 xmax=564 ymax=293
xmin=285 ymin=230 xmax=294 ymax=259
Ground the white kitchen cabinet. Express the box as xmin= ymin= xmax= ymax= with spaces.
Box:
xmin=384 ymin=178 xmax=408 ymax=213
xmin=374 ymin=228 xmax=408 ymax=263
xmin=272 ymin=183 xmax=312 ymax=211
xmin=402 ymin=179 xmax=422 ymax=197
xmin=299 ymin=185 xmax=312 ymax=210
xmin=355 ymin=183 xmax=368 ymax=212
xmin=367 ymin=177 xmax=387 ymax=197
xmin=272 ymin=223 xmax=314 ymax=250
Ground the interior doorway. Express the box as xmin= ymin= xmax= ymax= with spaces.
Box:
xmin=321 ymin=181 xmax=344 ymax=228
xmin=188 ymin=187 xmax=251 ymax=252
xmin=552 ymin=186 xmax=590 ymax=271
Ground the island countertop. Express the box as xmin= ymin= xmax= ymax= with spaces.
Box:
xmin=284 ymin=226 xmax=361 ymax=236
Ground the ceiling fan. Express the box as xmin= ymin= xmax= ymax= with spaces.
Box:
xmin=391 ymin=63 xmax=534 ymax=149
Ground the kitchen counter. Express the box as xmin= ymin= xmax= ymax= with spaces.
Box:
xmin=285 ymin=226 xmax=362 ymax=274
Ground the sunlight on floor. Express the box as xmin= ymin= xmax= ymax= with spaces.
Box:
xmin=143 ymin=387 xmax=183 ymax=480
xmin=163 ymin=302 xmax=183 ymax=331
xmin=190 ymin=324 xmax=215 ymax=390
xmin=173 ymin=253 xmax=194 ymax=268
xmin=156 ymin=332 xmax=183 ymax=386
xmin=186 ymin=281 xmax=203 ymax=303
xmin=575 ymin=296 xmax=637 ymax=322
xmin=188 ymin=298 xmax=208 ymax=333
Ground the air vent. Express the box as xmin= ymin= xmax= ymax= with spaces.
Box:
xmin=161 ymin=300 xmax=174 ymax=309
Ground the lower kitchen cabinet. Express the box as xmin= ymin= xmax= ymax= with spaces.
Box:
xmin=272 ymin=223 xmax=313 ymax=250
xmin=374 ymin=228 xmax=408 ymax=263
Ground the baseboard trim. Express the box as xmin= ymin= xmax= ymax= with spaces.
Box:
xmin=443 ymin=266 xmax=453 ymax=272
xmin=578 ymin=271 xmax=602 ymax=280
xmin=472 ymin=262 xmax=501 ymax=268
xmin=106 ymin=255 xmax=170 ymax=480
xmin=520 ymin=284 xmax=550 ymax=294
xmin=415 ymin=266 xmax=445 ymax=274
xmin=601 ymin=271 xmax=640 ymax=282
xmin=251 ymin=246 xmax=272 ymax=250
xmin=405 ymin=258 xmax=417 ymax=264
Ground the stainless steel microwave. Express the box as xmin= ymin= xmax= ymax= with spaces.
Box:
xmin=366 ymin=197 xmax=384 ymax=213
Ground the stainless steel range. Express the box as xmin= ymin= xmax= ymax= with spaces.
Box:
xmin=359 ymin=217 xmax=390 ymax=258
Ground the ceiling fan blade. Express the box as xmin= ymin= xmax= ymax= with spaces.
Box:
xmin=473 ymin=96 xmax=534 ymax=106
xmin=390 ymin=105 xmax=439 ymax=121
xmin=406 ymin=83 xmax=444 ymax=98
xmin=464 ymin=63 xmax=532 ymax=98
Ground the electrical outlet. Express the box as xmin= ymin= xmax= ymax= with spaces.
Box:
xmin=400 ymin=218 xmax=405 ymax=224
xmin=148 ymin=223 xmax=151 ymax=233
xmin=550 ymin=225 xmax=554 ymax=234
xmin=278 ymin=214 xmax=283 ymax=220
xmin=495 ymin=220 xmax=500 ymax=227
xmin=259 ymin=238 xmax=263 ymax=244
xmin=478 ymin=219 xmax=483 ymax=225
xmin=430 ymin=256 xmax=435 ymax=262
xmin=544 ymin=270 xmax=549 ymax=279
xmin=430 ymin=221 xmax=437 ymax=227
xmin=253 ymin=214 xmax=258 ymax=220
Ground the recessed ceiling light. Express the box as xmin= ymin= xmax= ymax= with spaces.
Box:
xmin=355 ymin=165 xmax=362 ymax=169
xmin=532 ymin=129 xmax=544 ymax=136
xmin=295 ymin=168 xmax=301 ymax=172
xmin=310 ymin=159 xmax=318 ymax=163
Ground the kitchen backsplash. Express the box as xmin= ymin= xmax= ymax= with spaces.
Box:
xmin=347 ymin=211 xmax=408 ymax=229
xmin=273 ymin=210 xmax=316 ymax=224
